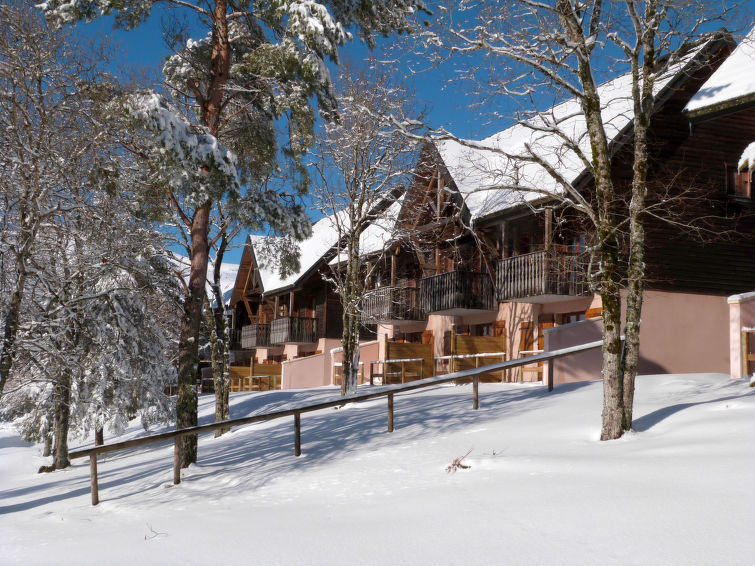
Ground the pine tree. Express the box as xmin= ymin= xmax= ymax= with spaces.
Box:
xmin=38 ymin=0 xmax=429 ymax=466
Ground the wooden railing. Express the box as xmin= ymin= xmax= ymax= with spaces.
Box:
xmin=361 ymin=286 xmax=422 ymax=322
xmin=241 ymin=323 xmax=270 ymax=348
xmin=419 ymin=270 xmax=495 ymax=313
xmin=68 ymin=339 xmax=605 ymax=506
xmin=495 ymin=250 xmax=591 ymax=301
xmin=270 ymin=316 xmax=318 ymax=344
xmin=228 ymin=328 xmax=242 ymax=351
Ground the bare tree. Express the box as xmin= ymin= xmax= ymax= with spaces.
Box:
xmin=313 ymin=68 xmax=422 ymax=395
xmin=418 ymin=0 xmax=741 ymax=438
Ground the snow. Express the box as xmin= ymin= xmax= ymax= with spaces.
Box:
xmin=437 ymin=46 xmax=711 ymax=220
xmin=728 ymin=289 xmax=755 ymax=303
xmin=738 ymin=141 xmax=755 ymax=171
xmin=252 ymin=196 xmax=403 ymax=294
xmin=251 ymin=212 xmax=342 ymax=292
xmin=2 ymin=373 xmax=754 ymax=565
xmin=171 ymin=254 xmax=238 ymax=306
xmin=685 ymin=27 xmax=755 ymax=115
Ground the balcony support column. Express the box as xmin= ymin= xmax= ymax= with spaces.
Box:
xmin=544 ymin=208 xmax=552 ymax=253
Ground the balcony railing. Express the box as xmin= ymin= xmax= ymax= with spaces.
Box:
xmin=240 ymin=323 xmax=270 ymax=348
xmin=419 ymin=270 xmax=495 ymax=314
xmin=495 ymin=250 xmax=591 ymax=302
xmin=228 ymin=328 xmax=242 ymax=351
xmin=361 ymin=286 xmax=423 ymax=323
xmin=270 ymin=316 xmax=318 ymax=344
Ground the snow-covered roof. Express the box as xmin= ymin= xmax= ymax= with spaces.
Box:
xmin=172 ymin=254 xmax=238 ymax=306
xmin=328 ymin=197 xmax=403 ymax=266
xmin=435 ymin=42 xmax=721 ymax=220
xmin=251 ymin=212 xmax=341 ymax=293
xmin=739 ymin=141 xmax=755 ymax=171
xmin=685 ymin=27 xmax=755 ymax=117
xmin=250 ymin=194 xmax=403 ymax=295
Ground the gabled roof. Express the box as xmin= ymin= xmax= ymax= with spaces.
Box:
xmin=231 ymin=190 xmax=404 ymax=302
xmin=685 ymin=26 xmax=755 ymax=118
xmin=433 ymin=34 xmax=733 ymax=222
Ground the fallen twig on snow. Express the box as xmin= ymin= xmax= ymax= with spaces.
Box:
xmin=446 ymin=448 xmax=473 ymax=473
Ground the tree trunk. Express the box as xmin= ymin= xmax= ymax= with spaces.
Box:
xmin=173 ymin=0 xmax=232 ymax=461
xmin=0 ymin=204 xmax=36 ymax=397
xmin=340 ymin=245 xmax=362 ymax=396
xmin=43 ymin=430 xmax=53 ymax=458
xmin=176 ymin=206 xmax=211 ymax=468
xmin=212 ymin=235 xmax=231 ymax=436
xmin=623 ymin=31 xmax=656 ymax=430
xmin=557 ymin=0 xmax=625 ymax=440
xmin=52 ymin=369 xmax=72 ymax=470
xmin=95 ymin=427 xmax=104 ymax=446
xmin=340 ymin=307 xmax=360 ymax=396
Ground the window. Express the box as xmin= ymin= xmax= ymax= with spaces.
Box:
xmin=727 ymin=164 xmax=752 ymax=198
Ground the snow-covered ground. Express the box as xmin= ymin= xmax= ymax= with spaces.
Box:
xmin=2 ymin=374 xmax=754 ymax=565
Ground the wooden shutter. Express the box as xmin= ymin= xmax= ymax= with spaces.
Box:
xmin=585 ymin=307 xmax=603 ymax=319
xmin=421 ymin=330 xmax=434 ymax=345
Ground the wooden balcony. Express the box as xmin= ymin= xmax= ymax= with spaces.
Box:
xmin=419 ymin=270 xmax=495 ymax=315
xmin=240 ymin=323 xmax=270 ymax=348
xmin=361 ymin=286 xmax=424 ymax=324
xmin=495 ymin=250 xmax=591 ymax=303
xmin=270 ymin=316 xmax=318 ymax=344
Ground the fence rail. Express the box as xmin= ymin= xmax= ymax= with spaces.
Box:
xmin=69 ymin=339 xmax=605 ymax=506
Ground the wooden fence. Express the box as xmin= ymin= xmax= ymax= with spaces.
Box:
xmin=382 ymin=341 xmax=434 ymax=384
xmin=229 ymin=361 xmax=282 ymax=392
xmin=68 ymin=339 xmax=605 ymax=506
xmin=448 ymin=332 xmax=507 ymax=382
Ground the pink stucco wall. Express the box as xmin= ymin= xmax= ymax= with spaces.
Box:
xmin=331 ymin=340 xmax=381 ymax=384
xmin=728 ymin=291 xmax=755 ymax=379
xmin=546 ymin=290 xmax=730 ymax=385
xmin=281 ymin=352 xmax=330 ymax=389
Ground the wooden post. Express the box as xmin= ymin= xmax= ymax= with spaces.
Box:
xmin=390 ymin=251 xmax=397 ymax=287
xmin=274 ymin=295 xmax=279 ymax=317
xmin=743 ymin=331 xmax=750 ymax=379
xmin=387 ymin=393 xmax=394 ymax=432
xmin=173 ymin=437 xmax=181 ymax=485
xmin=401 ymin=362 xmax=406 ymax=383
xmin=450 ymin=325 xmax=456 ymax=373
xmin=289 ymin=291 xmax=295 ymax=315
xmin=544 ymin=207 xmax=552 ymax=252
xmin=547 ymin=360 xmax=554 ymax=392
xmin=473 ymin=376 xmax=479 ymax=410
xmin=89 ymin=454 xmax=99 ymax=506
xmin=294 ymin=412 xmax=301 ymax=457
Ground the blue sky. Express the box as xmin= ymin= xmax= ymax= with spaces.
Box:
xmin=77 ymin=3 xmax=754 ymax=264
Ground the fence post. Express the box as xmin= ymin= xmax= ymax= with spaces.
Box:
xmin=547 ymin=360 xmax=554 ymax=392
xmin=743 ymin=331 xmax=750 ymax=379
xmin=173 ymin=437 xmax=181 ymax=485
xmin=387 ymin=393 xmax=394 ymax=432
xmin=89 ymin=454 xmax=99 ymax=506
xmin=294 ymin=412 xmax=301 ymax=457
xmin=401 ymin=362 xmax=406 ymax=383
xmin=473 ymin=376 xmax=479 ymax=410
